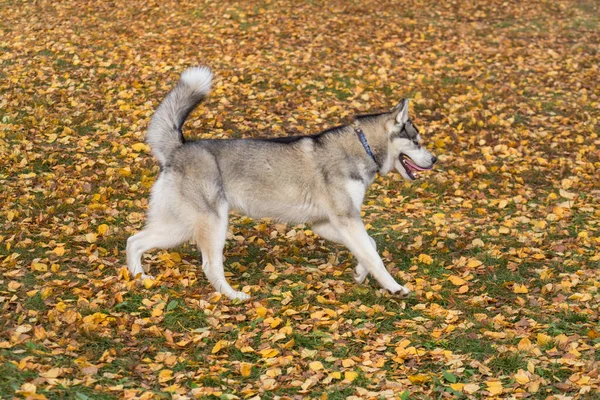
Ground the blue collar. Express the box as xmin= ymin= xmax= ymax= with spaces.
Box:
xmin=353 ymin=124 xmax=380 ymax=171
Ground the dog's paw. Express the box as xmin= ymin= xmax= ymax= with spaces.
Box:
xmin=229 ymin=291 xmax=251 ymax=303
xmin=141 ymin=273 xmax=155 ymax=281
xmin=354 ymin=264 xmax=369 ymax=284
xmin=389 ymin=285 xmax=411 ymax=298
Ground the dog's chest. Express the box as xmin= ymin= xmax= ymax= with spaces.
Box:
xmin=345 ymin=180 xmax=367 ymax=211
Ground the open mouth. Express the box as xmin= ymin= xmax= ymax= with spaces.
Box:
xmin=399 ymin=154 xmax=433 ymax=180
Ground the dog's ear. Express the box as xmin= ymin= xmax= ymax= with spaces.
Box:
xmin=390 ymin=99 xmax=409 ymax=125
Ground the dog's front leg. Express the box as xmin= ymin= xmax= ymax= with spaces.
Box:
xmin=330 ymin=217 xmax=410 ymax=297
xmin=353 ymin=236 xmax=374 ymax=284
xmin=312 ymin=222 xmax=372 ymax=284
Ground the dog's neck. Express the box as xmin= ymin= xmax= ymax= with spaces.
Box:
xmin=352 ymin=123 xmax=380 ymax=171
xmin=351 ymin=121 xmax=390 ymax=174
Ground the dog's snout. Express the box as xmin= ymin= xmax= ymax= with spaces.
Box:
xmin=431 ymin=156 xmax=437 ymax=164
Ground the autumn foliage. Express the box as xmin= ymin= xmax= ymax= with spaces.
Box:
xmin=1 ymin=0 xmax=599 ymax=398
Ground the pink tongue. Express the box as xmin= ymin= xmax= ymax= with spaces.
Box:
xmin=405 ymin=158 xmax=428 ymax=171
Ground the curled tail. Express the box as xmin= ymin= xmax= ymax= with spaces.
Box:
xmin=146 ymin=66 xmax=213 ymax=166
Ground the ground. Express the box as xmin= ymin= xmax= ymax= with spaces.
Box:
xmin=0 ymin=0 xmax=599 ymax=398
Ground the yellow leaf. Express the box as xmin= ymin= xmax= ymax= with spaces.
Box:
xmin=576 ymin=375 xmax=590 ymax=385
xmin=119 ymin=167 xmax=132 ymax=177
xmin=41 ymin=368 xmax=62 ymax=379
xmin=40 ymin=287 xmax=52 ymax=299
xmin=472 ymin=238 xmax=484 ymax=247
xmin=52 ymin=247 xmax=65 ymax=256
xmin=19 ymin=382 xmax=37 ymax=394
xmin=448 ymin=275 xmax=466 ymax=286
xmin=498 ymin=199 xmax=508 ymax=209
xmin=256 ymin=306 xmax=267 ymax=318
xmin=408 ymin=374 xmax=430 ymax=384
xmin=301 ymin=377 xmax=317 ymax=391
xmin=151 ymin=304 xmax=164 ymax=317
xmin=55 ymin=302 xmax=67 ymax=312
xmin=266 ymin=317 xmax=282 ymax=328
xmin=458 ymin=285 xmax=469 ymax=294
xmin=486 ymin=380 xmax=503 ymax=395
xmin=97 ymin=224 xmax=109 ymax=235
xmin=158 ymin=369 xmax=173 ymax=383
xmin=514 ymin=369 xmax=529 ymax=384
xmin=208 ymin=292 xmax=222 ymax=303
xmin=85 ymin=233 xmax=97 ymax=243
xmin=484 ymin=331 xmax=506 ymax=339
xmin=240 ymin=362 xmax=252 ymax=377
xmin=259 ymin=348 xmax=279 ymax=358
xmin=513 ymin=284 xmax=528 ymax=294
xmin=517 ymin=337 xmax=532 ymax=351
xmin=309 ymin=361 xmax=324 ymax=371
xmin=344 ymin=371 xmax=358 ymax=382
xmin=417 ymin=254 xmax=433 ymax=265
xmin=432 ymin=213 xmax=446 ymax=225
xmin=450 ymin=383 xmax=464 ymax=391
xmin=467 ymin=258 xmax=482 ymax=268
xmin=463 ymin=383 xmax=480 ymax=394
xmin=499 ymin=226 xmax=510 ymax=234
xmin=31 ymin=262 xmax=48 ymax=272
xmin=537 ymin=333 xmax=552 ymax=346
xmin=559 ymin=189 xmax=576 ymax=200
xmin=330 ymin=371 xmax=341 ymax=380
xmin=211 ymin=340 xmax=228 ymax=354
xmin=342 ymin=359 xmax=355 ymax=368
xmin=131 ymin=324 xmax=141 ymax=335
xmin=143 ymin=277 xmax=155 ymax=289
xmin=132 ymin=143 xmax=148 ymax=152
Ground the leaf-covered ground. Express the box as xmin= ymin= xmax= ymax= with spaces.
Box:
xmin=1 ymin=0 xmax=599 ymax=398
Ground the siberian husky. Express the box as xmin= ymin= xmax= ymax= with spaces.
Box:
xmin=126 ymin=67 xmax=437 ymax=301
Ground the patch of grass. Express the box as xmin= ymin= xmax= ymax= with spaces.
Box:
xmin=163 ymin=302 xmax=208 ymax=331
xmin=80 ymin=334 xmax=124 ymax=360
xmin=445 ymin=333 xmax=495 ymax=361
xmin=536 ymin=361 xmax=573 ymax=383
xmin=114 ymin=293 xmax=148 ymax=315
xmin=292 ymin=331 xmax=331 ymax=350
xmin=24 ymin=292 xmax=47 ymax=312
xmin=47 ymin=386 xmax=119 ymax=399
xmin=546 ymin=312 xmax=590 ymax=336
xmin=319 ymin=387 xmax=355 ymax=399
xmin=0 ymin=361 xmax=38 ymax=397
xmin=488 ymin=352 xmax=526 ymax=374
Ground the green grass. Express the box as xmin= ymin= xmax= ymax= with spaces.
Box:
xmin=488 ymin=352 xmax=526 ymax=374
xmin=0 ymin=361 xmax=41 ymax=397
xmin=163 ymin=302 xmax=208 ymax=331
xmin=445 ymin=333 xmax=495 ymax=361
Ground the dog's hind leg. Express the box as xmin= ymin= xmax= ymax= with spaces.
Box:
xmin=195 ymin=204 xmax=250 ymax=302
xmin=312 ymin=222 xmax=374 ymax=284
xmin=126 ymin=225 xmax=191 ymax=279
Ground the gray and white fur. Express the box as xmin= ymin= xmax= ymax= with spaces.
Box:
xmin=127 ymin=67 xmax=437 ymax=301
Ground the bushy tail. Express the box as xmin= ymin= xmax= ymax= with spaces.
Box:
xmin=146 ymin=66 xmax=213 ymax=166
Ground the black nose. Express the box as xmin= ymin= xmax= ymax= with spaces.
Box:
xmin=431 ymin=156 xmax=437 ymax=164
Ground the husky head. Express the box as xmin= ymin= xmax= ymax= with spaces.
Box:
xmin=383 ymin=99 xmax=436 ymax=181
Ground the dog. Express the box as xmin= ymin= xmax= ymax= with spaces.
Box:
xmin=126 ymin=67 xmax=437 ymax=301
